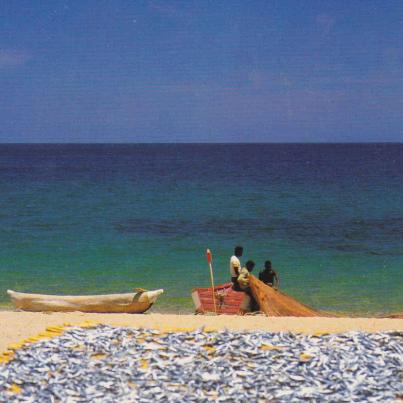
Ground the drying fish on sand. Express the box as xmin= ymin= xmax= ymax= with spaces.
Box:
xmin=0 ymin=325 xmax=401 ymax=401
xmin=7 ymin=288 xmax=164 ymax=314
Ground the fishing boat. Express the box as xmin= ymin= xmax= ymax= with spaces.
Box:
xmin=192 ymin=283 xmax=251 ymax=315
xmin=192 ymin=276 xmax=330 ymax=316
xmin=7 ymin=288 xmax=164 ymax=314
xmin=193 ymin=275 xmax=402 ymax=318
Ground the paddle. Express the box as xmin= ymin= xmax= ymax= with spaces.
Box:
xmin=206 ymin=249 xmax=217 ymax=314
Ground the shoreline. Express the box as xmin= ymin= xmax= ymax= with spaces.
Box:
xmin=0 ymin=304 xmax=401 ymax=318
xmin=0 ymin=311 xmax=401 ymax=353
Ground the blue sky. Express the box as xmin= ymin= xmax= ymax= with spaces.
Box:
xmin=0 ymin=0 xmax=402 ymax=142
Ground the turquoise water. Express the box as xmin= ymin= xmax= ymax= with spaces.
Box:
xmin=0 ymin=144 xmax=402 ymax=315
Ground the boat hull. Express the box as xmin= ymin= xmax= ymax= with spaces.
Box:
xmin=7 ymin=289 xmax=164 ymax=314
xmin=192 ymin=283 xmax=251 ymax=315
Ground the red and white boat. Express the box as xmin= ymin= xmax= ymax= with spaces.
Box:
xmin=191 ymin=283 xmax=251 ymax=315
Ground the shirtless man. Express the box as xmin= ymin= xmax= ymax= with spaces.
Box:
xmin=258 ymin=260 xmax=280 ymax=289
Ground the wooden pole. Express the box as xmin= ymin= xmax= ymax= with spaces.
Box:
xmin=206 ymin=249 xmax=217 ymax=314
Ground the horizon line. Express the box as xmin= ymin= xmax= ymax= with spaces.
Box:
xmin=0 ymin=141 xmax=402 ymax=145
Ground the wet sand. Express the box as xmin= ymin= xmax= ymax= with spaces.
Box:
xmin=0 ymin=311 xmax=401 ymax=352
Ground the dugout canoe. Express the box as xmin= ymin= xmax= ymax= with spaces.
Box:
xmin=192 ymin=283 xmax=251 ymax=315
xmin=7 ymin=288 xmax=164 ymax=314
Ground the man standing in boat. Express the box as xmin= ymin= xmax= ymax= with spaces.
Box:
xmin=230 ymin=246 xmax=243 ymax=291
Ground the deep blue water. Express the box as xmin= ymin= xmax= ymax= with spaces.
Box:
xmin=0 ymin=143 xmax=402 ymax=314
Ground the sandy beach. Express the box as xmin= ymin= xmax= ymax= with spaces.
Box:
xmin=0 ymin=310 xmax=401 ymax=353
xmin=0 ymin=311 xmax=401 ymax=401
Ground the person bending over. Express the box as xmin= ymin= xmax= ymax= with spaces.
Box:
xmin=238 ymin=260 xmax=259 ymax=311
xmin=258 ymin=260 xmax=280 ymax=289
xmin=237 ymin=260 xmax=255 ymax=291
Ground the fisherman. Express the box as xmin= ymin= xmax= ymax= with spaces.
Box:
xmin=237 ymin=260 xmax=259 ymax=311
xmin=237 ymin=260 xmax=255 ymax=290
xmin=230 ymin=246 xmax=243 ymax=291
xmin=258 ymin=260 xmax=280 ymax=289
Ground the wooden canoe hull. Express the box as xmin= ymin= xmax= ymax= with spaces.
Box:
xmin=7 ymin=289 xmax=164 ymax=314
xmin=192 ymin=283 xmax=251 ymax=315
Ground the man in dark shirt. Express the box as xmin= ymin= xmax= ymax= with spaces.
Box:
xmin=258 ymin=260 xmax=279 ymax=289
